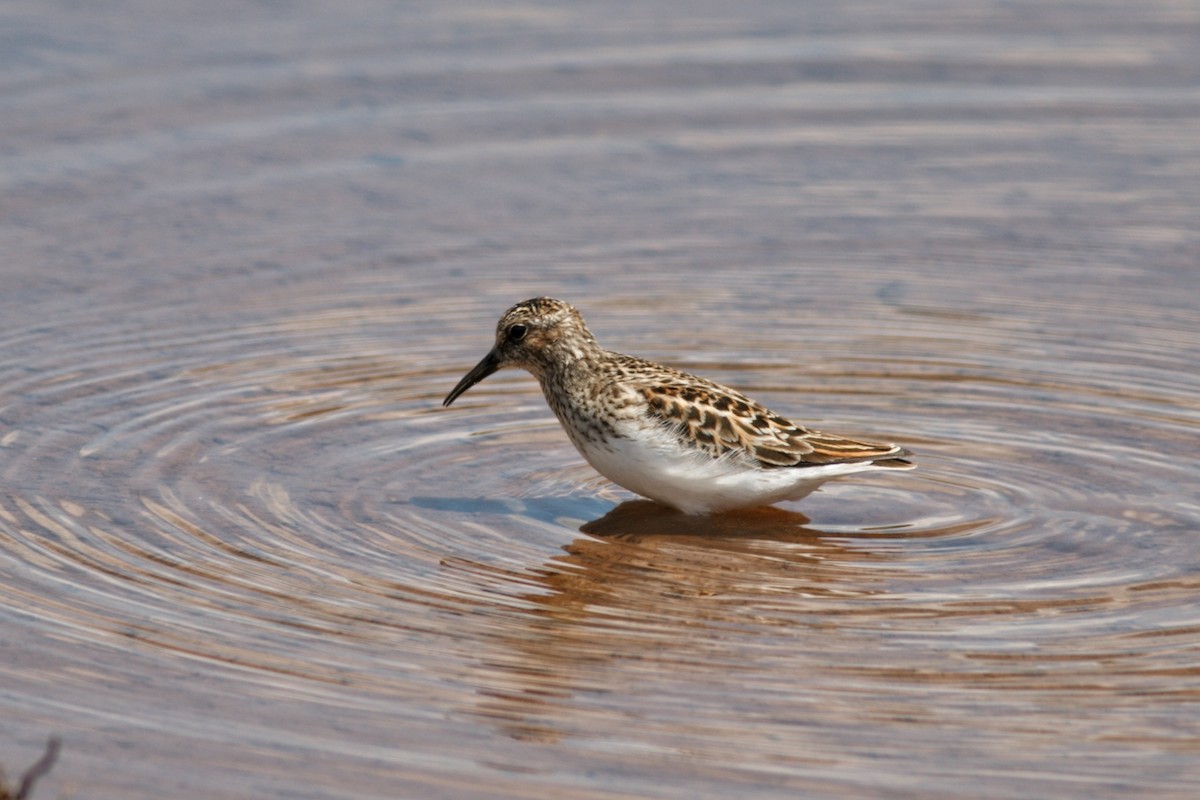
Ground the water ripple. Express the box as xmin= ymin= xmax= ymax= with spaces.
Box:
xmin=3 ymin=287 xmax=1197 ymax=685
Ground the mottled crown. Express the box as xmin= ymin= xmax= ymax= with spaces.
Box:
xmin=491 ymin=297 xmax=600 ymax=374
xmin=496 ymin=297 xmax=578 ymax=334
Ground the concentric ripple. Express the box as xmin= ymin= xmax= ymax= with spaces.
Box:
xmin=3 ymin=275 xmax=1199 ymax=798
xmin=5 ymin=269 xmax=1200 ymax=798
xmin=4 ymin=272 xmax=1198 ymax=686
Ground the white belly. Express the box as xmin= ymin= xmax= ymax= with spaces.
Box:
xmin=571 ymin=423 xmax=882 ymax=514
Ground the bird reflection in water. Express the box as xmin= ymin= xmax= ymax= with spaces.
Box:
xmin=465 ymin=500 xmax=902 ymax=743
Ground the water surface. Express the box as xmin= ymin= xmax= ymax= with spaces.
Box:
xmin=2 ymin=1 xmax=1199 ymax=797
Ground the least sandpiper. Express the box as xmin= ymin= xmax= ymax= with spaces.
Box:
xmin=444 ymin=298 xmax=913 ymax=514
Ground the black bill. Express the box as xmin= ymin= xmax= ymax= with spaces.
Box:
xmin=443 ymin=350 xmax=501 ymax=406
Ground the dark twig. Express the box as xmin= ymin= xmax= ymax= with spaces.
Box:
xmin=10 ymin=737 xmax=61 ymax=800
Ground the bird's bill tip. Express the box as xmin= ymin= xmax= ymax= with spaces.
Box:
xmin=443 ymin=350 xmax=501 ymax=407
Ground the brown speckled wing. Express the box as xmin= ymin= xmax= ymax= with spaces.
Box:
xmin=623 ymin=357 xmax=907 ymax=469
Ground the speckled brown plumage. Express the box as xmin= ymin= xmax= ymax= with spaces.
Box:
xmin=626 ymin=357 xmax=906 ymax=468
xmin=444 ymin=297 xmax=913 ymax=513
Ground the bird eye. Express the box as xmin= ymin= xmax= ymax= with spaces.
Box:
xmin=508 ymin=323 xmax=528 ymax=342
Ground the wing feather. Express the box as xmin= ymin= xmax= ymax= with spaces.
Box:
xmin=616 ymin=354 xmax=907 ymax=469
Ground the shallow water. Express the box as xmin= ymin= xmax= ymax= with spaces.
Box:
xmin=3 ymin=1 xmax=1200 ymax=797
